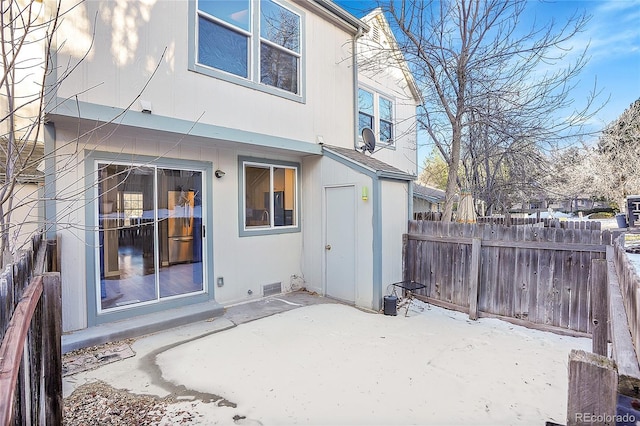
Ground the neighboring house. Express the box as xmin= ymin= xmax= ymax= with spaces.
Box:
xmin=511 ymin=197 xmax=609 ymax=215
xmin=0 ymin=141 xmax=44 ymax=251
xmin=412 ymin=183 xmax=445 ymax=214
xmin=44 ymin=1 xmax=419 ymax=337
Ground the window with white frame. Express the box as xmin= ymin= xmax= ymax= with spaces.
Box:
xmin=121 ymin=192 xmax=143 ymax=226
xmin=196 ymin=0 xmax=301 ymax=95
xmin=242 ymin=160 xmax=298 ymax=232
xmin=358 ymin=88 xmax=395 ymax=145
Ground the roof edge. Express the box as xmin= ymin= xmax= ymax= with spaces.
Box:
xmin=312 ymin=0 xmax=370 ymax=33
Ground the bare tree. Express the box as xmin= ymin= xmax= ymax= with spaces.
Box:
xmin=0 ymin=0 xmax=62 ymax=256
xmin=541 ymin=145 xmax=591 ymax=212
xmin=0 ymin=0 xmax=170 ymax=261
xmin=463 ymin=128 xmax=549 ymax=215
xmin=591 ymin=99 xmax=640 ymax=210
xmin=383 ymin=0 xmax=600 ymax=221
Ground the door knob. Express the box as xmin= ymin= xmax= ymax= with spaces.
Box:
xmin=325 ymin=244 xmax=331 ymax=250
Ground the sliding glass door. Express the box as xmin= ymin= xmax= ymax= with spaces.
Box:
xmin=97 ymin=163 xmax=204 ymax=312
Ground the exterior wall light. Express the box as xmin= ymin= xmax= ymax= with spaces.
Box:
xmin=362 ymin=186 xmax=368 ymax=201
xmin=215 ymin=169 xmax=225 ymax=178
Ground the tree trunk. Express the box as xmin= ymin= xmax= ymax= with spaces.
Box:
xmin=442 ymin=126 xmax=462 ymax=222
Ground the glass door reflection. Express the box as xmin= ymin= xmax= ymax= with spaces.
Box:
xmin=157 ymin=168 xmax=203 ymax=298
xmin=98 ymin=164 xmax=157 ymax=310
xmin=98 ymin=164 xmax=205 ymax=312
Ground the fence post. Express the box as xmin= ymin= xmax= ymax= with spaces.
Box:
xmin=402 ymin=233 xmax=409 ymax=282
xmin=469 ymin=238 xmax=481 ymax=320
xmin=567 ymin=349 xmax=617 ymax=426
xmin=41 ymin=272 xmax=62 ymax=425
xmin=591 ymin=259 xmax=609 ymax=356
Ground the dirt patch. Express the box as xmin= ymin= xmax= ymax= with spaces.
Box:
xmin=63 ymin=339 xmax=136 ymax=376
xmin=64 ymin=381 xmax=174 ymax=425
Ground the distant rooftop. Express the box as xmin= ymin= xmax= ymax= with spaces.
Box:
xmin=413 ymin=183 xmax=445 ymax=202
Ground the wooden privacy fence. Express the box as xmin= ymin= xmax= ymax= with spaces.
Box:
xmin=611 ymin=235 xmax=640 ymax=370
xmin=565 ymin=238 xmax=640 ymax=424
xmin=0 ymin=236 xmax=61 ymax=426
xmin=402 ymin=221 xmax=615 ymax=335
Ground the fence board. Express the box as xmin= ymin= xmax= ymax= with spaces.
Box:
xmin=554 ymin=227 xmax=567 ymax=323
xmin=469 ymin=238 xmax=481 ymax=320
xmin=42 ymin=273 xmax=63 ymax=424
xmin=517 ymin=225 xmax=529 ymax=319
xmin=569 ymin=230 xmax=591 ymax=332
xmin=550 ymin=227 xmax=563 ymax=328
xmin=540 ymin=227 xmax=553 ymax=324
xmin=591 ymin=259 xmax=608 ymax=356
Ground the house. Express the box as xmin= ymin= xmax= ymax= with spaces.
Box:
xmin=44 ymin=1 xmax=420 ymax=341
xmin=0 ymin=141 xmax=44 ymax=252
xmin=412 ymin=183 xmax=446 ymax=214
xmin=511 ymin=197 xmax=609 ymax=215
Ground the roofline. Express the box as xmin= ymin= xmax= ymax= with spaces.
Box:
xmin=323 ymin=146 xmax=415 ymax=181
xmin=361 ymin=9 xmax=422 ymax=104
xmin=312 ymin=0 xmax=370 ymax=33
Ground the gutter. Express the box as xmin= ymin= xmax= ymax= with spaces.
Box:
xmin=377 ymin=170 xmax=416 ymax=181
xmin=313 ymin=0 xmax=370 ymax=32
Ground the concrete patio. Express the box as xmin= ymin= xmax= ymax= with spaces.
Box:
xmin=63 ymin=291 xmax=590 ymax=425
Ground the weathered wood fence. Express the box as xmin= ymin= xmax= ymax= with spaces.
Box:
xmin=611 ymin=235 xmax=640 ymax=381
xmin=566 ymin=236 xmax=640 ymax=424
xmin=0 ymin=235 xmax=61 ymax=425
xmin=402 ymin=221 xmax=615 ymax=335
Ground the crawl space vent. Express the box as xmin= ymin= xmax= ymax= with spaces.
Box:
xmin=263 ymin=282 xmax=282 ymax=297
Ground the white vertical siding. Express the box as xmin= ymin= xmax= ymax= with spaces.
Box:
xmin=302 ymin=155 xmax=375 ymax=309
xmin=380 ymin=180 xmax=408 ymax=291
xmin=357 ymin=12 xmax=419 ymax=176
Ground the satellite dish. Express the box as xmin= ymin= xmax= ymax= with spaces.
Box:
xmin=361 ymin=127 xmax=376 ymax=154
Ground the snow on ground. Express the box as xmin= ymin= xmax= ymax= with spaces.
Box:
xmin=156 ymin=302 xmax=590 ymax=426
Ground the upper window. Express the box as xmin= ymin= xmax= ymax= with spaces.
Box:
xmin=241 ymin=158 xmax=299 ymax=235
xmin=196 ymin=0 xmax=302 ymax=96
xmin=358 ymin=88 xmax=395 ymax=146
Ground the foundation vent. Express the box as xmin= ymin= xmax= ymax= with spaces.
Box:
xmin=263 ymin=282 xmax=282 ymax=297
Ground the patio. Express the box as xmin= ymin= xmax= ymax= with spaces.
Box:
xmin=63 ymin=292 xmax=590 ymax=425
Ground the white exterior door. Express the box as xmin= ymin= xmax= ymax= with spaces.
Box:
xmin=325 ymin=185 xmax=356 ymax=303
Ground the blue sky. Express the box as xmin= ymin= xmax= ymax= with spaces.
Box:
xmin=335 ymin=0 xmax=640 ymax=161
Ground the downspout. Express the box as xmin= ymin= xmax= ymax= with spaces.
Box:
xmin=43 ymin=3 xmax=58 ymax=241
xmin=353 ymin=27 xmax=383 ymax=311
xmin=352 ymin=27 xmax=364 ymax=149
xmin=408 ymin=181 xmax=414 ymax=220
